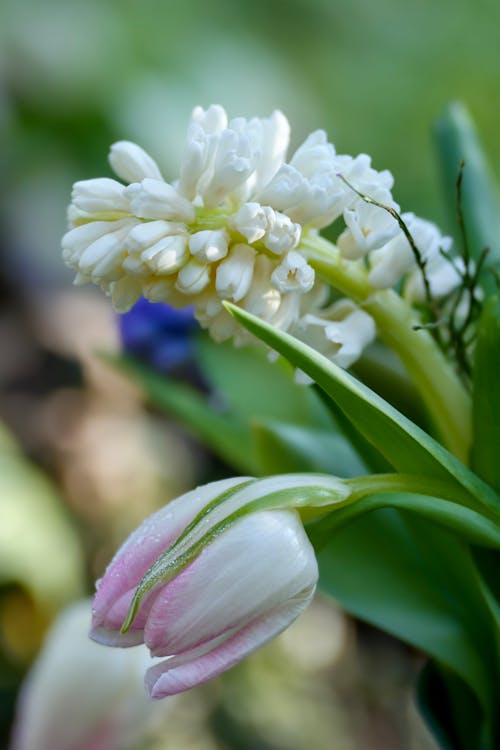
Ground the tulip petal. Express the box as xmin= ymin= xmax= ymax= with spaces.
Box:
xmin=91 ymin=477 xmax=248 ymax=643
xmin=90 ymin=623 xmax=146 ymax=648
xmin=143 ymin=510 xmax=318 ymax=656
xmin=145 ymin=589 xmax=314 ymax=697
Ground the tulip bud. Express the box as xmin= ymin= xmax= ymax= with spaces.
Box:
xmin=90 ymin=475 xmax=344 ymax=698
xmin=10 ymin=600 xmax=168 ymax=750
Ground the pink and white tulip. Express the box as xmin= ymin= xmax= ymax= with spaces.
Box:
xmin=90 ymin=476 xmax=319 ymax=698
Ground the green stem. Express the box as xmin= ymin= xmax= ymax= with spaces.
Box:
xmin=344 ymin=473 xmax=473 ymax=505
xmin=303 ymin=474 xmax=500 ymax=550
xmin=301 ymin=233 xmax=472 ymax=463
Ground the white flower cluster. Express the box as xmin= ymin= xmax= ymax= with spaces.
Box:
xmin=62 ymin=104 xmax=457 ymax=371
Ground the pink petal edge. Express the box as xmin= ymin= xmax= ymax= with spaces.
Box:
xmin=144 ymin=591 xmax=314 ymax=697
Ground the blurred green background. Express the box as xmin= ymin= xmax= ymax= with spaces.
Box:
xmin=2 ymin=0 xmax=500 ymax=291
xmin=0 ymin=0 xmax=499 ymax=748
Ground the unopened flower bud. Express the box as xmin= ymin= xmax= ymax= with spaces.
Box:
xmin=72 ymin=178 xmax=130 ymax=215
xmin=175 ymin=258 xmax=211 ymax=294
xmin=109 ymin=141 xmax=163 ymax=184
xmin=141 ymin=235 xmax=189 ymax=275
xmin=125 ymin=179 xmax=195 ymax=222
xmin=90 ymin=476 xmax=327 ymax=697
xmin=189 ymin=229 xmax=229 ymax=262
xmin=10 ymin=600 xmax=168 ymax=750
xmin=216 ymin=243 xmax=256 ymax=302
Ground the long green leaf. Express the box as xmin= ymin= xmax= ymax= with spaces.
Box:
xmin=107 ymin=354 xmax=258 ymax=474
xmin=417 ymin=662 xmax=486 ymax=750
xmin=315 ymin=509 xmax=495 ymax=715
xmin=252 ymin=420 xmax=368 ymax=476
xmin=194 ymin=335 xmax=333 ymax=428
xmin=309 ymin=491 xmax=500 ymax=551
xmin=472 ymin=296 xmax=500 ymax=495
xmin=225 ymin=303 xmax=499 ymax=513
xmin=435 ymin=103 xmax=500 ymax=293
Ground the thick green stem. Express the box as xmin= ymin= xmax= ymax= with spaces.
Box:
xmin=303 ymin=474 xmax=500 ymax=549
xmin=344 ymin=473 xmax=473 ymax=505
xmin=301 ymin=233 xmax=472 ymax=463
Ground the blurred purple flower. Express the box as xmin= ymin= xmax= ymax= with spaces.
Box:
xmin=118 ymin=299 xmax=198 ymax=372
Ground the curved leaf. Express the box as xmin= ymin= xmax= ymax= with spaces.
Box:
xmin=309 ymin=490 xmax=500 ymax=550
xmin=472 ymin=296 xmax=500 ymax=496
xmin=252 ymin=420 xmax=367 ymax=476
xmin=435 ymin=103 xmax=500 ymax=293
xmin=315 ymin=509 xmax=496 ymax=715
xmin=225 ymin=303 xmax=500 ymax=515
xmin=195 ymin=335 xmax=333 ymax=428
xmin=417 ymin=661 xmax=486 ymax=750
xmin=106 ymin=354 xmax=259 ymax=474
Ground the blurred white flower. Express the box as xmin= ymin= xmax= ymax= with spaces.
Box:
xmin=10 ymin=599 xmax=170 ymax=750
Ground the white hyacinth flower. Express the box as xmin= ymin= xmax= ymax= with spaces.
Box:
xmin=125 ymin=219 xmax=187 ymax=254
xmin=176 ymin=258 xmax=211 ymax=295
xmin=405 ymin=250 xmax=464 ymax=303
xmin=71 ymin=178 xmax=130 ymax=216
xmin=62 ymin=103 xmax=452 ymax=374
xmin=369 ymin=214 xmax=453 ymax=289
xmin=216 ymin=243 xmax=256 ymax=302
xmin=230 ymin=202 xmax=301 ymax=254
xmin=271 ymin=251 xmax=315 ymax=293
xmin=178 ymin=104 xmax=229 ymax=200
xmin=141 ymin=235 xmax=189 ymax=275
xmin=337 ymin=186 xmax=400 ymax=259
xmin=109 ymin=141 xmax=164 ymax=183
xmin=125 ymin=179 xmax=195 ymax=222
xmin=189 ymin=229 xmax=229 ymax=262
xmin=293 ymin=299 xmax=376 ymax=376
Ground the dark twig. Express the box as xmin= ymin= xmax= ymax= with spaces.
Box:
xmin=337 ymin=172 xmax=443 ymax=345
xmin=337 ymin=167 xmax=489 ymax=384
xmin=337 ymin=173 xmax=434 ymax=308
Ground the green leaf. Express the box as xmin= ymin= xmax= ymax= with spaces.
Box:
xmin=435 ymin=103 xmax=500 ymax=293
xmin=194 ymin=334 xmax=333 ymax=428
xmin=309 ymin=490 xmax=500 ymax=550
xmin=315 ymin=509 xmax=496 ymax=716
xmin=224 ymin=303 xmax=500 ymax=514
xmin=107 ymin=354 xmax=259 ymax=474
xmin=472 ymin=548 xmax=500 ymax=631
xmin=314 ymin=386 xmax=392 ymax=474
xmin=417 ymin=662 xmax=486 ymax=750
xmin=252 ymin=419 xmax=368 ymax=476
xmin=352 ymin=342 xmax=426 ymax=427
xmin=472 ymin=296 xmax=500 ymax=495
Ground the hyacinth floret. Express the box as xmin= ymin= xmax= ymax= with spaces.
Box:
xmin=63 ymin=104 xmax=459 ymax=371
